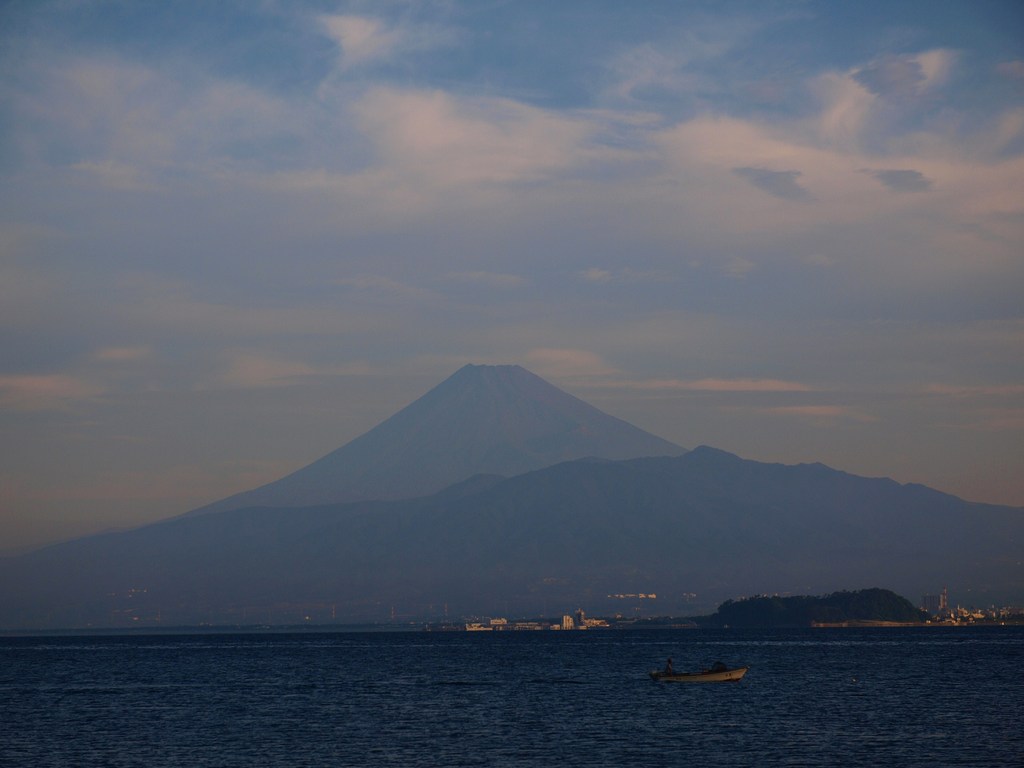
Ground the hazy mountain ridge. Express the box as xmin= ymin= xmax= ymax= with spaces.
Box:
xmin=2 ymin=446 xmax=1020 ymax=629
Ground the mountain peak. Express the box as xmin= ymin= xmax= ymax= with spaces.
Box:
xmin=186 ymin=364 xmax=686 ymax=516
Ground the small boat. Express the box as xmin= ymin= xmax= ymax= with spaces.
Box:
xmin=649 ymin=662 xmax=749 ymax=683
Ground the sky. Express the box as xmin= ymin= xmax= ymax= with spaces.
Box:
xmin=1 ymin=0 xmax=1022 ymax=553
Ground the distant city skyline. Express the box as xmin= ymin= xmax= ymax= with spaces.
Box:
xmin=1 ymin=1 xmax=1022 ymax=553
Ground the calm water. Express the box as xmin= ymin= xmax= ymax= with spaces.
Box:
xmin=1 ymin=627 xmax=1021 ymax=767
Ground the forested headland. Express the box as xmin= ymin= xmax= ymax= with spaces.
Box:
xmin=696 ymin=588 xmax=928 ymax=628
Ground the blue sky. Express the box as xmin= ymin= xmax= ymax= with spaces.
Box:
xmin=1 ymin=0 xmax=1022 ymax=551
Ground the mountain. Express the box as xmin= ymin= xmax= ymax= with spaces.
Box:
xmin=2 ymin=447 xmax=1020 ymax=629
xmin=186 ymin=363 xmax=686 ymax=516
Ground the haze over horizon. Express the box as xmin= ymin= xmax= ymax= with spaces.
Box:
xmin=1 ymin=1 xmax=1022 ymax=554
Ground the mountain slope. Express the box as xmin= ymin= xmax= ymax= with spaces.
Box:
xmin=2 ymin=448 xmax=1019 ymax=629
xmin=187 ymin=364 xmax=685 ymax=516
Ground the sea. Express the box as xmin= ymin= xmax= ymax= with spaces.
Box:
xmin=1 ymin=626 xmax=1021 ymax=767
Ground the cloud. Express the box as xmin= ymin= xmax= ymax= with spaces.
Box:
xmin=809 ymin=52 xmax=955 ymax=152
xmin=321 ymin=16 xmax=401 ymax=68
xmin=603 ymin=14 xmax=763 ymax=104
xmin=853 ymin=50 xmax=956 ymax=98
xmin=634 ymin=378 xmax=813 ymax=393
xmin=657 ymin=116 xmax=839 ymax=233
xmin=987 ymin=108 xmax=1024 ymax=157
xmin=916 ymin=49 xmax=958 ymax=90
xmin=10 ymin=53 xmax=300 ymax=182
xmin=606 ymin=43 xmax=700 ymax=102
xmin=762 ymin=405 xmax=876 ymax=422
xmin=925 ymin=383 xmax=1024 ymax=397
xmin=0 ymin=374 xmax=100 ymax=410
xmin=579 ymin=267 xmax=662 ymax=284
xmin=653 ymin=102 xmax=1024 ymax=274
xmin=95 ymin=346 xmax=152 ymax=362
xmin=856 ymin=55 xmax=924 ymax=97
xmin=809 ymin=72 xmax=877 ymax=150
xmin=732 ymin=167 xmax=811 ymax=201
xmin=865 ymin=168 xmax=933 ymax=192
xmin=523 ymin=349 xmax=618 ymax=379
xmin=214 ymin=354 xmax=317 ymax=390
xmin=334 ymin=275 xmax=436 ymax=300
xmin=353 ymin=87 xmax=597 ymax=187
xmin=725 ymin=258 xmax=757 ymax=278
xmin=581 ymin=268 xmax=613 ymax=283
xmin=447 ymin=272 xmax=528 ymax=288
xmin=319 ymin=14 xmax=456 ymax=70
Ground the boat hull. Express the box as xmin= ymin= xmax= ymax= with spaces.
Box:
xmin=649 ymin=666 xmax=749 ymax=683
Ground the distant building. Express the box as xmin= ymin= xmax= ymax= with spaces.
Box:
xmin=561 ymin=614 xmax=575 ymax=631
xmin=922 ymin=587 xmax=950 ymax=617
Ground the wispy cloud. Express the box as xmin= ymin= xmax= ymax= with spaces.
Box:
xmin=732 ymin=167 xmax=811 ymax=201
xmin=854 ymin=55 xmax=927 ymax=98
xmin=0 ymin=374 xmax=100 ymax=410
xmin=603 ymin=14 xmax=763 ymax=104
xmin=447 ymin=271 xmax=528 ymax=288
xmin=579 ymin=267 xmax=663 ymax=284
xmin=606 ymin=43 xmax=700 ymax=102
xmin=214 ymin=354 xmax=317 ymax=390
xmin=333 ymin=275 xmax=437 ymax=301
xmin=354 ymin=87 xmax=596 ymax=186
xmin=761 ymin=404 xmax=876 ymax=422
xmin=94 ymin=346 xmax=152 ymax=363
xmin=925 ymin=383 xmax=1024 ymax=397
xmin=725 ymin=258 xmax=757 ymax=278
xmin=524 ymin=349 xmax=618 ymax=379
xmin=319 ymin=14 xmax=457 ymax=70
xmin=864 ymin=168 xmax=933 ymax=192
xmin=634 ymin=378 xmax=814 ymax=393
xmin=853 ymin=50 xmax=957 ymax=98
xmin=581 ymin=268 xmax=614 ymax=283
xmin=12 ymin=53 xmax=300 ymax=182
xmin=321 ymin=16 xmax=401 ymax=68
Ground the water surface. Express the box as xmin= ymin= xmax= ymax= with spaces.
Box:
xmin=2 ymin=627 xmax=1021 ymax=766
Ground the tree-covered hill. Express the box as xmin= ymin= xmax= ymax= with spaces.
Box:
xmin=704 ymin=588 xmax=927 ymax=627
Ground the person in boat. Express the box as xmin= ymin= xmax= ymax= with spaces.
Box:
xmin=710 ymin=661 xmax=727 ymax=673
xmin=664 ymin=658 xmax=674 ymax=675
